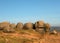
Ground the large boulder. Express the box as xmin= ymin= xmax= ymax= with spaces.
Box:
xmin=35 ymin=21 xmax=45 ymax=28
xmin=45 ymin=23 xmax=50 ymax=32
xmin=0 ymin=22 xmax=10 ymax=30
xmin=16 ymin=22 xmax=23 ymax=30
xmin=35 ymin=21 xmax=45 ymax=33
xmin=23 ymin=22 xmax=33 ymax=30
xmin=0 ymin=22 xmax=15 ymax=33
xmin=3 ymin=25 xmax=15 ymax=33
xmin=10 ymin=23 xmax=16 ymax=29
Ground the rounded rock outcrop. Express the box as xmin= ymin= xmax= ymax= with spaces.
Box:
xmin=35 ymin=21 xmax=45 ymax=33
xmin=0 ymin=22 xmax=10 ymax=30
xmin=16 ymin=22 xmax=23 ymax=30
xmin=45 ymin=23 xmax=50 ymax=32
xmin=23 ymin=22 xmax=33 ymax=30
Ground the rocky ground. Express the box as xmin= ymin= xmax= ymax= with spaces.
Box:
xmin=0 ymin=30 xmax=60 ymax=43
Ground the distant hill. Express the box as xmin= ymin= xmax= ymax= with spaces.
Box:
xmin=51 ymin=26 xmax=60 ymax=31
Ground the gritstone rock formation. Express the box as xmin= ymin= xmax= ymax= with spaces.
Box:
xmin=16 ymin=22 xmax=23 ymax=30
xmin=0 ymin=20 xmax=58 ymax=35
xmin=23 ymin=22 xmax=33 ymax=30
xmin=35 ymin=21 xmax=45 ymax=34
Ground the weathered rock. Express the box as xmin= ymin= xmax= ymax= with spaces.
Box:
xmin=10 ymin=23 xmax=16 ymax=29
xmin=35 ymin=21 xmax=45 ymax=34
xmin=3 ymin=25 xmax=15 ymax=33
xmin=45 ymin=23 xmax=50 ymax=32
xmin=24 ymin=22 xmax=33 ymax=30
xmin=35 ymin=21 xmax=45 ymax=28
xmin=16 ymin=22 xmax=23 ymax=30
xmin=0 ymin=22 xmax=10 ymax=30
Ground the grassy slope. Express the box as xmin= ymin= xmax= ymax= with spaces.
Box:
xmin=0 ymin=29 xmax=60 ymax=43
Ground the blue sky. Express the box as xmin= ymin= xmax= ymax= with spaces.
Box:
xmin=0 ymin=0 xmax=60 ymax=26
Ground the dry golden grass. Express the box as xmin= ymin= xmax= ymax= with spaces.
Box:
xmin=0 ymin=30 xmax=60 ymax=43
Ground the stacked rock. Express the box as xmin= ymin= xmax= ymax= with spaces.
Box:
xmin=0 ymin=21 xmax=52 ymax=34
xmin=35 ymin=21 xmax=45 ymax=34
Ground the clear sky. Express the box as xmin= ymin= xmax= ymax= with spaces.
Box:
xmin=0 ymin=0 xmax=60 ymax=26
